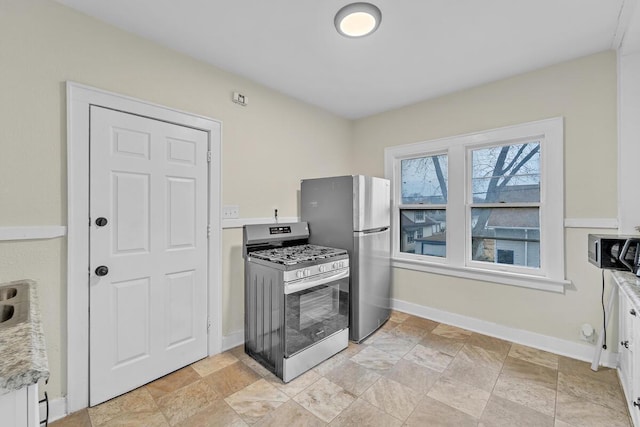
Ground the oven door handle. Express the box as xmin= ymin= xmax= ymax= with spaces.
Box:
xmin=284 ymin=268 xmax=349 ymax=295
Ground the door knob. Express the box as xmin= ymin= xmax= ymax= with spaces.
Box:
xmin=95 ymin=217 xmax=108 ymax=227
xmin=95 ymin=266 xmax=109 ymax=277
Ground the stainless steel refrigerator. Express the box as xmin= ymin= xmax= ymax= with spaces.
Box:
xmin=301 ymin=175 xmax=391 ymax=342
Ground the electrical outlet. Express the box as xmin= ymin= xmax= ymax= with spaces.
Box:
xmin=223 ymin=205 xmax=240 ymax=219
xmin=580 ymin=332 xmax=597 ymax=344
xmin=232 ymin=92 xmax=248 ymax=106
xmin=580 ymin=323 xmax=596 ymax=344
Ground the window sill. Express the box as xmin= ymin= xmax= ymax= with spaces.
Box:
xmin=392 ymin=258 xmax=569 ymax=293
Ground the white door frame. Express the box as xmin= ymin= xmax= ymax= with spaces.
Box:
xmin=66 ymin=82 xmax=222 ymax=412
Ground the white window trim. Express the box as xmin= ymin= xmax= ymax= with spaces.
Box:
xmin=384 ymin=117 xmax=569 ymax=293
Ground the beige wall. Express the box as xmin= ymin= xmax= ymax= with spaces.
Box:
xmin=0 ymin=0 xmax=620 ymax=405
xmin=352 ymin=51 xmax=618 ymax=343
xmin=0 ymin=0 xmax=352 ymax=400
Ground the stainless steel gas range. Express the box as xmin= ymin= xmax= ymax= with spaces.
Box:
xmin=242 ymin=222 xmax=349 ymax=382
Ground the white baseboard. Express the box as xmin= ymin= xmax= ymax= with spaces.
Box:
xmin=41 ymin=396 xmax=67 ymax=423
xmin=47 ymin=304 xmax=617 ymax=422
xmin=391 ymin=298 xmax=619 ymax=369
xmin=222 ymin=329 xmax=244 ymax=351
xmin=219 ymin=304 xmax=618 ymax=368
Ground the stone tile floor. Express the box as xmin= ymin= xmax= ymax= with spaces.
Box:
xmin=51 ymin=311 xmax=632 ymax=426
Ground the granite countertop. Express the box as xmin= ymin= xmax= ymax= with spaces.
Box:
xmin=612 ymin=270 xmax=640 ymax=312
xmin=0 ymin=279 xmax=49 ymax=392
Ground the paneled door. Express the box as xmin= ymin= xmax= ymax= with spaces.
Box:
xmin=89 ymin=106 xmax=209 ymax=406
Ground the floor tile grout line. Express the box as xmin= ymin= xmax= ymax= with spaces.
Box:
xmin=553 ymin=358 xmax=560 ymax=423
xmin=475 ymin=343 xmax=509 ymax=422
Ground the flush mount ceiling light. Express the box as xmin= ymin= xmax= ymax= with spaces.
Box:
xmin=335 ymin=2 xmax=382 ymax=38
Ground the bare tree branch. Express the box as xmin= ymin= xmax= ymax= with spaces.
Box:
xmin=496 ymin=145 xmax=540 ymax=190
xmin=501 ymin=144 xmax=528 ymax=174
xmin=433 ymin=156 xmax=447 ymax=201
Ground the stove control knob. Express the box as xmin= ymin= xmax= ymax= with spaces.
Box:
xmin=332 ymin=262 xmax=338 ymax=269
xmin=296 ymin=270 xmax=304 ymax=279
xmin=305 ymin=269 xmax=311 ymax=277
xmin=319 ymin=265 xmax=325 ymax=273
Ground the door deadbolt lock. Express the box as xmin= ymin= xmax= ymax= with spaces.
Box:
xmin=95 ymin=266 xmax=109 ymax=277
xmin=95 ymin=217 xmax=108 ymax=227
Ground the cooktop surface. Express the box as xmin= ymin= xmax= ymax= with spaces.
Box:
xmin=249 ymin=244 xmax=347 ymax=266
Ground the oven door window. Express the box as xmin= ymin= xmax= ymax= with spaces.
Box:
xmin=284 ymin=275 xmax=349 ymax=357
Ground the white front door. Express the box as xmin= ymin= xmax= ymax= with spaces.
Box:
xmin=89 ymin=106 xmax=209 ymax=406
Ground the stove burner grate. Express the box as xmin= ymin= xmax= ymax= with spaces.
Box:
xmin=249 ymin=244 xmax=347 ymax=265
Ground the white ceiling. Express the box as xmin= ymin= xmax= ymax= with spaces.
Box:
xmin=55 ymin=0 xmax=638 ymax=119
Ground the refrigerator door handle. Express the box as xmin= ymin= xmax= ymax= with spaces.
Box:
xmin=362 ymin=227 xmax=389 ymax=234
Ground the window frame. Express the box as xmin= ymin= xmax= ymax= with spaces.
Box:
xmin=465 ymin=140 xmax=542 ymax=273
xmin=398 ymin=151 xmax=448 ymax=260
xmin=384 ymin=117 xmax=568 ymax=293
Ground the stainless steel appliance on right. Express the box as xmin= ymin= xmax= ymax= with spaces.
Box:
xmin=301 ymin=175 xmax=391 ymax=342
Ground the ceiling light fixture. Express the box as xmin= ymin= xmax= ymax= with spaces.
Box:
xmin=334 ymin=2 xmax=382 ymax=38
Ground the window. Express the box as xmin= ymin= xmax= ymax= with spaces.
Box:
xmin=384 ymin=118 xmax=567 ymax=292
xmin=470 ymin=142 xmax=540 ymax=268
xmin=497 ymin=249 xmax=515 ymax=265
xmin=400 ymin=209 xmax=446 ymax=256
xmin=400 ymin=154 xmax=447 ymax=257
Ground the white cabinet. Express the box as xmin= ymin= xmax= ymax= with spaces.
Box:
xmin=619 ymin=290 xmax=640 ymax=426
xmin=0 ymin=384 xmax=39 ymax=427
xmin=633 ymin=314 xmax=640 ymax=425
xmin=619 ymin=292 xmax=634 ymax=395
